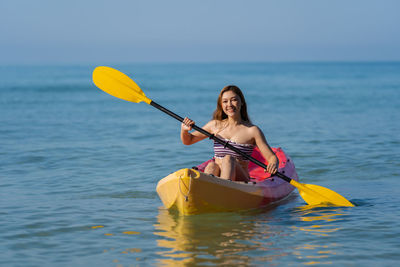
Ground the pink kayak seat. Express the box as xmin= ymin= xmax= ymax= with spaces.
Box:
xmin=196 ymin=147 xmax=289 ymax=182
xmin=248 ymin=147 xmax=288 ymax=181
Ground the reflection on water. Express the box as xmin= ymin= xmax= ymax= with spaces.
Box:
xmin=154 ymin=205 xmax=350 ymax=266
xmin=292 ymin=205 xmax=346 ymax=236
xmin=291 ymin=205 xmax=349 ymax=265
xmin=154 ymin=208 xmax=288 ymax=266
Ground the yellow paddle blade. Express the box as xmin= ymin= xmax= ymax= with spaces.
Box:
xmin=92 ymin=66 xmax=151 ymax=104
xmin=290 ymin=180 xmax=354 ymax=207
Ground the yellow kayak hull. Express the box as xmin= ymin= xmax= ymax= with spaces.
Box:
xmin=156 ymin=168 xmax=297 ymax=215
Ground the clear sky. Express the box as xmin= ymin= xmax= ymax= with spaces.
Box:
xmin=1 ymin=0 xmax=399 ymax=64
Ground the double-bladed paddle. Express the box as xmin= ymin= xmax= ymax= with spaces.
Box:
xmin=92 ymin=66 xmax=354 ymax=207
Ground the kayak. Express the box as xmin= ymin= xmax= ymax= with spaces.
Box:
xmin=156 ymin=147 xmax=299 ymax=215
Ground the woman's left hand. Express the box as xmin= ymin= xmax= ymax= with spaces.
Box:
xmin=266 ymin=163 xmax=278 ymax=174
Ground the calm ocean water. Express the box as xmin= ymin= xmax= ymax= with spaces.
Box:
xmin=1 ymin=62 xmax=399 ymax=266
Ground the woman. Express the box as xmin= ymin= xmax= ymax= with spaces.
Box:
xmin=181 ymin=85 xmax=278 ymax=182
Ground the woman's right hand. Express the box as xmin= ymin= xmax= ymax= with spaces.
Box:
xmin=181 ymin=117 xmax=195 ymax=132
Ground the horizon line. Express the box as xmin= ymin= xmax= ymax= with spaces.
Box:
xmin=1 ymin=60 xmax=400 ymax=67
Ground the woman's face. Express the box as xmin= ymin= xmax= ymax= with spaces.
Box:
xmin=221 ymin=90 xmax=242 ymax=117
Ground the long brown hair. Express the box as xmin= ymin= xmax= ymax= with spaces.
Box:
xmin=212 ymin=85 xmax=251 ymax=122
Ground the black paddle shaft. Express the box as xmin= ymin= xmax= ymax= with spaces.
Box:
xmin=150 ymin=101 xmax=292 ymax=183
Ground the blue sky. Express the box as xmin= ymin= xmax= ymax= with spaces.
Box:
xmin=1 ymin=0 xmax=399 ymax=64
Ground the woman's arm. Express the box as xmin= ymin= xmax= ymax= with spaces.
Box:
xmin=252 ymin=126 xmax=279 ymax=174
xmin=181 ymin=118 xmax=214 ymax=145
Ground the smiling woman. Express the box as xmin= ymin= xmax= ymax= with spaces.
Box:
xmin=180 ymin=85 xmax=279 ymax=181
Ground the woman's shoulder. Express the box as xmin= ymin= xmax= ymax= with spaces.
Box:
xmin=206 ymin=119 xmax=219 ymax=127
xmin=203 ymin=119 xmax=222 ymax=132
xmin=242 ymin=121 xmax=257 ymax=130
xmin=246 ymin=124 xmax=263 ymax=135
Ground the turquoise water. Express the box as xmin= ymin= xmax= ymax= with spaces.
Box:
xmin=1 ymin=62 xmax=399 ymax=266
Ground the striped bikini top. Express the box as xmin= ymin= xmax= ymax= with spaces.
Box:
xmin=213 ymin=139 xmax=255 ymax=161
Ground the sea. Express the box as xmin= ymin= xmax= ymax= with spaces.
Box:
xmin=1 ymin=62 xmax=399 ymax=266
